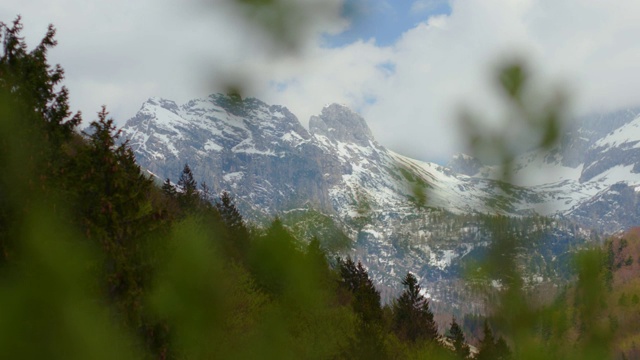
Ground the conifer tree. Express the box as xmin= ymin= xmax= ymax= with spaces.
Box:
xmin=0 ymin=17 xmax=81 ymax=263
xmin=448 ymin=317 xmax=470 ymax=359
xmin=177 ymin=163 xmax=198 ymax=209
xmin=338 ymin=257 xmax=383 ymax=325
xmin=162 ymin=178 xmax=176 ymax=197
xmin=336 ymin=257 xmax=388 ymax=359
xmin=199 ymin=181 xmax=212 ymax=204
xmin=215 ymin=191 xmax=249 ymax=257
xmin=1 ymin=18 xmax=170 ymax=354
xmin=393 ymin=272 xmax=438 ymax=343
xmin=476 ymin=320 xmax=495 ymax=360
xmin=494 ymin=336 xmax=512 ymax=359
xmin=354 ymin=261 xmax=383 ymax=325
xmin=178 ymin=163 xmax=197 ymax=195
xmin=338 ymin=256 xmax=360 ymax=292
xmin=64 ymin=107 xmax=171 ymax=351
xmin=216 ymin=191 xmax=244 ymax=230
xmin=0 ymin=17 xmax=81 ymax=139
xmin=77 ymin=108 xmax=156 ymax=237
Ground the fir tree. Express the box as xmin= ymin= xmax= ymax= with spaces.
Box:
xmin=337 ymin=256 xmax=387 ymax=359
xmin=215 ymin=191 xmax=249 ymax=257
xmin=199 ymin=181 xmax=212 ymax=204
xmin=0 ymin=17 xmax=80 ymax=138
xmin=476 ymin=320 xmax=496 ymax=360
xmin=393 ymin=272 xmax=438 ymax=343
xmin=177 ymin=163 xmax=198 ymax=209
xmin=338 ymin=257 xmax=383 ymax=325
xmin=162 ymin=178 xmax=176 ymax=197
xmin=73 ymin=108 xmax=159 ymax=323
xmin=494 ymin=336 xmax=512 ymax=360
xmin=0 ymin=17 xmax=82 ymax=263
xmin=476 ymin=320 xmax=511 ymax=359
xmin=448 ymin=317 xmax=470 ymax=359
xmin=216 ymin=191 xmax=244 ymax=230
xmin=177 ymin=163 xmax=197 ymax=195
xmin=338 ymin=256 xmax=360 ymax=293
xmin=0 ymin=18 xmax=171 ymax=355
xmin=354 ymin=261 xmax=383 ymax=325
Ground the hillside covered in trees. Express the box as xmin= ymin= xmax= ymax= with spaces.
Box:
xmin=0 ymin=17 xmax=637 ymax=359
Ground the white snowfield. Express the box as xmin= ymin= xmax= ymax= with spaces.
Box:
xmin=594 ymin=115 xmax=640 ymax=149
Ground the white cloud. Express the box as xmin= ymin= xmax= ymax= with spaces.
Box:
xmin=256 ymin=40 xmax=393 ymax=127
xmin=264 ymin=0 xmax=640 ymax=162
xmin=1 ymin=0 xmax=345 ymax=122
xmin=3 ymin=0 xmax=640 ymax=164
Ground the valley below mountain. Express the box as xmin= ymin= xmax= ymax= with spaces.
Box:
xmin=120 ymin=93 xmax=640 ymax=314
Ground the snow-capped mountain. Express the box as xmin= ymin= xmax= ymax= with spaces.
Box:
xmin=122 ymin=95 xmax=335 ymax=215
xmin=121 ymin=94 xmax=548 ymax=221
xmin=482 ymin=107 xmax=640 ymax=231
xmin=120 ymin=94 xmax=639 ymax=308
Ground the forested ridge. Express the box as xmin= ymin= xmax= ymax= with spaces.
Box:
xmin=0 ymin=17 xmax=636 ymax=359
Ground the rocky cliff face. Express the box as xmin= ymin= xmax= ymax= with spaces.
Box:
xmin=446 ymin=153 xmax=482 ymax=176
xmin=120 ymin=94 xmax=640 ymax=307
xmin=309 ymin=104 xmax=374 ymax=146
xmin=122 ymin=94 xmax=335 ymax=213
xmin=121 ymin=95 xmax=518 ymax=220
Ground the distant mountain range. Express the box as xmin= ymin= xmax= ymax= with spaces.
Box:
xmin=119 ymin=94 xmax=640 ymax=307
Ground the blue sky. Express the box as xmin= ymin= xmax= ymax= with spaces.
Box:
xmin=325 ymin=0 xmax=451 ymax=47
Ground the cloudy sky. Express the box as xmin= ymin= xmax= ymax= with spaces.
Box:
xmin=3 ymin=0 xmax=640 ymax=163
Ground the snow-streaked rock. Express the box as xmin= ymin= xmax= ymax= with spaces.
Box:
xmin=120 ymin=94 xmax=640 ymax=306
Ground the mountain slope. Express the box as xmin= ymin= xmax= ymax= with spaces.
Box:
xmin=123 ymin=95 xmax=335 ymax=214
xmin=481 ymin=108 xmax=640 ymax=230
xmin=120 ymin=94 xmax=640 ymax=306
xmin=121 ymin=95 xmax=526 ymax=221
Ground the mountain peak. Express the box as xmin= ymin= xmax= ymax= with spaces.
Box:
xmin=309 ymin=103 xmax=373 ymax=146
xmin=447 ymin=153 xmax=482 ymax=176
xmin=144 ymin=97 xmax=180 ymax=113
xmin=206 ymin=93 xmax=268 ymax=117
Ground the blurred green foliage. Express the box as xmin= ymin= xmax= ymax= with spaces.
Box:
xmin=227 ymin=0 xmax=349 ymax=54
xmin=459 ymin=61 xmax=567 ymax=184
xmin=455 ymin=60 xmax=619 ymax=359
xmin=0 ymin=206 xmax=140 ymax=360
